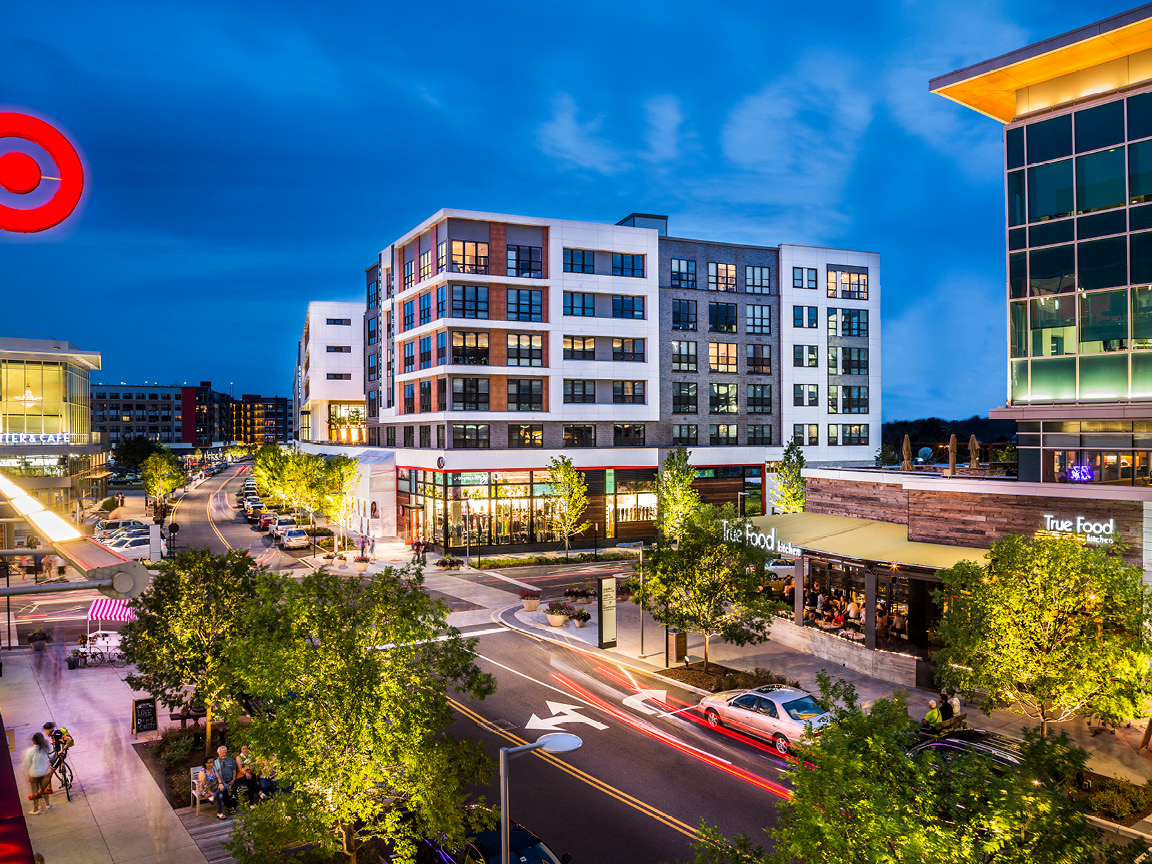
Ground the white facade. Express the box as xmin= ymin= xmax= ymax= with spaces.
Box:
xmin=295 ymin=301 xmax=365 ymax=443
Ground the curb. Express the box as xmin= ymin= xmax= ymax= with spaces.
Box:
xmin=1088 ymin=813 xmax=1152 ymax=843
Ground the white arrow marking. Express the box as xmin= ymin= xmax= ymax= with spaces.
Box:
xmin=524 ymin=701 xmax=608 ymax=731
xmin=621 ymin=689 xmax=667 ymax=715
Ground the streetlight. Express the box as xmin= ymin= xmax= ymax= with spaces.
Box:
xmin=500 ymin=733 xmax=582 ymax=864
xmin=617 ymin=541 xmax=651 ymax=657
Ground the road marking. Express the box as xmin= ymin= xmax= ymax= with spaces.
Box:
xmin=447 ymin=695 xmax=704 ymax=842
xmin=525 ymin=701 xmax=609 ymax=732
xmin=205 ymin=472 xmax=236 ymax=551
xmin=483 ymin=571 xmax=538 ymax=591
xmin=621 ymin=689 xmax=667 ymax=715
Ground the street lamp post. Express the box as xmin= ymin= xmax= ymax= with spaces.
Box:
xmin=500 ymin=733 xmax=582 ymax=864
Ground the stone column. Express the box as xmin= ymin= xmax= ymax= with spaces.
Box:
xmin=864 ymin=567 xmax=877 ymax=650
xmin=793 ymin=556 xmax=805 ymax=626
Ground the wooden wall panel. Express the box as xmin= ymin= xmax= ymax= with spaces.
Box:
xmin=807 ymin=478 xmax=909 ymax=524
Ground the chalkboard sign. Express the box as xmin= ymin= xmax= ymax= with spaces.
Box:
xmin=132 ymin=697 xmax=158 ymax=735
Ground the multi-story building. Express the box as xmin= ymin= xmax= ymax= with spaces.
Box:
xmin=232 ymin=394 xmax=290 ymax=445
xmin=0 ymin=337 xmax=108 ymax=519
xmin=293 ymin=301 xmax=366 ymax=444
xmin=91 ymin=384 xmax=183 ymax=446
xmin=342 ymin=208 xmax=880 ymax=551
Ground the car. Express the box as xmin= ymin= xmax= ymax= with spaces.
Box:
xmin=415 ymin=821 xmax=570 ymax=864
xmin=105 ymin=527 xmax=151 ymax=543
xmin=766 ymin=558 xmax=797 ymax=579
xmin=279 ymin=527 xmax=310 ymax=550
xmin=698 ymin=685 xmax=831 ymax=755
xmin=258 ymin=511 xmax=278 ymax=531
xmin=909 ymin=729 xmax=1024 ymax=774
xmin=95 ymin=519 xmax=147 ymax=539
xmin=269 ymin=516 xmax=297 ymax=541
xmin=111 ymin=536 xmax=167 ymax=560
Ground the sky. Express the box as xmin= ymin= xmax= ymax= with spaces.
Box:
xmin=0 ymin=0 xmax=1135 ymax=420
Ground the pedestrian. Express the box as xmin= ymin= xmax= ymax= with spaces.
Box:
xmin=40 ymin=555 xmax=54 ymax=582
xmin=235 ymin=746 xmax=260 ymax=807
xmin=947 ymin=690 xmax=962 ymax=715
xmin=359 ymin=534 xmax=367 ymax=557
xmin=922 ymin=700 xmax=942 ymax=731
xmin=196 ymin=757 xmax=227 ymax=819
xmin=24 ymin=732 xmax=51 ymax=814
xmin=213 ymin=746 xmax=239 ymax=817
xmin=369 ymin=536 xmax=376 ymax=563
xmin=938 ymin=692 xmax=954 ymax=722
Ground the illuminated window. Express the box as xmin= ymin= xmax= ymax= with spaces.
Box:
xmin=509 ymin=424 xmax=543 ymax=448
xmin=452 ymin=424 xmax=489 ymax=448
xmin=708 ymin=262 xmax=736 ymax=291
xmin=419 ymin=249 xmax=432 ymax=282
xmin=404 ymin=260 xmax=414 ymax=289
xmin=451 ymin=241 xmax=489 ymax=274
xmin=709 ymin=342 xmax=737 ymax=373
xmin=507 ymin=333 xmax=543 ymax=367
xmin=452 ymin=332 xmax=488 ymax=365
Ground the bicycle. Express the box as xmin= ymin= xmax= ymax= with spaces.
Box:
xmin=47 ymin=751 xmax=73 ymax=802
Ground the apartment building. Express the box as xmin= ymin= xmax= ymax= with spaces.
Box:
xmin=293 ymin=301 xmax=366 ymax=444
xmin=232 ymin=394 xmax=290 ymax=445
xmin=92 ymin=381 xmax=240 ymax=451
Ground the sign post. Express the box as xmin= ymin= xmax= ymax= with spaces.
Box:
xmin=598 ymin=575 xmax=617 ymax=649
xmin=132 ymin=697 xmax=158 ymax=737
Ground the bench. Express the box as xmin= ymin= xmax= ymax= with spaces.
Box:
xmin=169 ymin=706 xmax=208 ymax=729
xmin=929 ymin=712 xmax=968 ymax=736
xmin=191 ymin=766 xmax=206 ymax=815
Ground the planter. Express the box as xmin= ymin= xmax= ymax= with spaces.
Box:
xmin=355 ymin=561 xmax=369 ymax=573
xmin=450 ymin=562 xmax=462 ymax=571
xmin=545 ymin=613 xmax=568 ymax=627
xmin=521 ymin=598 xmax=541 ymax=613
xmin=572 ymin=619 xmax=587 ymax=628
xmin=65 ymin=657 xmax=79 ymax=670
xmin=30 ymin=640 xmax=47 ymax=652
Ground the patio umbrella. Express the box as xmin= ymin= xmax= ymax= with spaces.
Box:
xmin=947 ymin=433 xmax=958 ymax=476
xmin=901 ymin=434 xmax=912 ymax=471
xmin=969 ymin=434 xmax=980 ymax=468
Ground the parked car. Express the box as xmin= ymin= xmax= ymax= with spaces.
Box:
xmin=766 ymin=558 xmax=797 ymax=580
xmin=95 ymin=519 xmax=147 ymax=539
xmin=258 ymin=511 xmax=278 ymax=531
xmin=698 ymin=685 xmax=831 ymax=755
xmin=110 ymin=536 xmax=167 ymax=560
xmin=279 ymin=527 xmax=310 ymax=550
xmin=269 ymin=516 xmax=297 ymax=542
xmin=909 ymin=729 xmax=1024 ymax=774
xmin=105 ymin=527 xmax=151 ymax=543
xmin=415 ymin=822 xmax=570 ymax=864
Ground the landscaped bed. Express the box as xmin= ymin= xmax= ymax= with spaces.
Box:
xmin=1076 ymin=771 xmax=1152 ymax=827
xmin=659 ymin=661 xmax=801 ymax=693
xmin=474 ymin=551 xmax=636 ymax=569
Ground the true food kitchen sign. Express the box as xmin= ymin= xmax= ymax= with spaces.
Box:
xmin=1041 ymin=514 xmax=1115 ymax=545
xmin=721 ymin=520 xmax=802 ymax=556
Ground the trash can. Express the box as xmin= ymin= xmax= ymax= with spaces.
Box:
xmin=667 ymin=629 xmax=687 ymax=665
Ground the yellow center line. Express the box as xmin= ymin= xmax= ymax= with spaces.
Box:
xmin=446 ymin=695 xmax=703 ymax=842
xmin=205 ymin=470 xmax=236 ymax=551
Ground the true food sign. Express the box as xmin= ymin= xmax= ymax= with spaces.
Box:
xmin=1042 ymin=514 xmax=1115 ymax=545
xmin=721 ymin=520 xmax=802 ymax=556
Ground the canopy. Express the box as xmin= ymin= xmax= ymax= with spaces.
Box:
xmin=87 ymin=598 xmax=136 ymax=623
xmin=747 ymin=512 xmax=987 ymax=571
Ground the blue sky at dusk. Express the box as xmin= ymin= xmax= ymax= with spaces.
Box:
xmin=0 ymin=1 xmax=1132 ymax=419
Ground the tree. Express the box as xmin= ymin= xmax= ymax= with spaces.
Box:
xmin=875 ymin=442 xmax=900 ymax=467
xmin=283 ymin=451 xmax=325 ymax=529
xmin=542 ymin=455 xmax=590 ymax=558
xmin=656 ymin=445 xmax=700 ymax=546
xmin=934 ymin=533 xmax=1152 ymax=737
xmin=121 ymin=549 xmax=266 ymax=754
xmin=637 ymin=504 xmax=777 ymax=671
xmin=770 ymin=440 xmax=805 ymax=513
xmin=141 ymin=449 xmax=183 ymax=501
xmin=113 ymin=435 xmax=163 ymax=471
xmin=320 ymin=454 xmax=360 ymax=554
xmin=224 ymin=565 xmax=497 ymax=864
xmin=252 ymin=444 xmax=289 ymax=509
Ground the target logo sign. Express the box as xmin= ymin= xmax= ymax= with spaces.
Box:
xmin=0 ymin=113 xmax=84 ymax=233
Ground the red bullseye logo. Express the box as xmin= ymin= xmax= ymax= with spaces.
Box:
xmin=0 ymin=113 xmax=84 ymax=233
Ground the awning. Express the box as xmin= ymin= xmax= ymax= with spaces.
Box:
xmin=87 ymin=598 xmax=136 ymax=623
xmin=747 ymin=512 xmax=987 ymax=571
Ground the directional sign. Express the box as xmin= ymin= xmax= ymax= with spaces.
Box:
xmin=621 ymin=689 xmax=667 ymax=716
xmin=525 ymin=701 xmax=608 ymax=732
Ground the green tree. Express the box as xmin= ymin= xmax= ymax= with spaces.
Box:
xmin=224 ymin=565 xmax=497 ymax=864
xmin=252 ymin=444 xmax=289 ymax=509
xmin=284 ymin=451 xmax=325 ymax=530
xmin=934 ymin=533 xmax=1152 ymax=737
xmin=113 ymin=435 xmax=163 ymax=471
xmin=120 ymin=549 xmax=266 ymax=754
xmin=770 ymin=440 xmax=805 ymax=513
xmin=637 ymin=504 xmax=776 ymax=671
xmin=320 ymin=454 xmax=360 ymax=554
xmin=656 ymin=445 xmax=700 ymax=546
xmin=875 ymin=442 xmax=900 ymax=467
xmin=542 ymin=455 xmax=590 ymax=558
xmin=141 ymin=449 xmax=183 ymax=501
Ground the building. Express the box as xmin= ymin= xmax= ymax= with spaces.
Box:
xmin=333 ymin=208 xmax=879 ymax=552
xmin=232 ymin=394 xmax=290 ymax=445
xmin=0 ymin=337 xmax=109 ymax=519
xmin=92 ymin=381 xmax=237 ymax=453
xmin=294 ymin=301 xmax=366 ymax=444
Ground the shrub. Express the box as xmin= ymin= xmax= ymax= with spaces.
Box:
xmin=1088 ymin=776 xmax=1152 ymax=822
xmin=568 ymin=607 xmax=591 ymax=622
xmin=309 ymin=526 xmax=334 ymax=537
xmin=99 ymin=497 xmax=117 ymax=512
xmin=169 ymin=770 xmax=192 ymax=806
xmin=712 ymin=666 xmax=802 ymax=693
xmin=161 ymin=733 xmax=197 ymax=771
xmin=519 ymin=589 xmax=541 ymax=600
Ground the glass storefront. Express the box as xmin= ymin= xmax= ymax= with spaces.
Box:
xmin=1016 ymin=420 xmax=1152 ymax=484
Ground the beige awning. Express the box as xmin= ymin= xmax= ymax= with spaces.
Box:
xmin=748 ymin=512 xmax=987 ymax=571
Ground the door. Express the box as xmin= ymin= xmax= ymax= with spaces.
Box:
xmin=725 ymin=693 xmax=763 ymax=736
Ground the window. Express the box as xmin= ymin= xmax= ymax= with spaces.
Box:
xmin=828 ymin=345 xmax=839 ymax=371
xmin=564 ymin=291 xmax=595 ymax=316
xmin=792 ymin=267 xmax=804 ymax=289
xmin=403 ymin=260 xmax=414 ymax=289
xmin=793 ymin=384 xmax=818 ymax=407
xmin=386 ymin=427 xmax=395 ymax=447
xmin=402 ymin=301 xmax=414 ymax=330
xmin=326 ymin=318 xmax=352 ymax=325
xmin=709 ymin=424 xmax=737 ymax=446
xmin=436 ymin=285 xmax=446 ymax=318
xmin=451 ymin=241 xmax=489 ymax=274
xmin=419 ymin=293 xmax=431 ymax=325
xmin=842 ymin=347 xmax=869 ymax=375
xmin=420 ymin=381 xmax=432 ymax=413
xmin=841 ymin=424 xmax=868 ymax=446
xmin=507 ymin=333 xmax=543 ymax=366
xmin=842 ymin=309 xmax=869 ymax=337
xmin=672 ymin=299 xmax=697 ymax=330
xmin=452 ymin=424 xmax=490 ymax=448
xmin=746 ymin=266 xmax=771 ymax=294
xmin=507 ymin=245 xmax=543 ymax=278
xmin=452 ymin=378 xmax=489 ymax=411
xmin=842 ymin=386 xmax=869 ymax=414
xmin=419 ymin=337 xmax=431 ymax=370
xmin=792 ymin=424 xmax=818 ymax=445
xmin=793 ymin=345 xmax=818 ymax=367
xmin=672 ymin=382 xmax=697 ymax=413
xmin=328 ymin=373 xmax=352 ymax=380
xmin=437 ymin=241 xmax=446 ymax=274
xmin=828 ymin=385 xmax=839 ymax=414
xmin=710 ymin=383 xmax=738 ymax=413
xmin=437 ymin=378 xmax=447 ymax=411
xmin=708 ymin=262 xmax=737 ymax=291
xmin=437 ymin=425 xmax=445 ymax=448
xmin=747 ymin=384 xmax=772 ymax=413
xmin=403 ymin=383 xmax=414 ymax=414
xmin=509 ymin=424 xmax=543 ymax=448
xmin=452 ymin=332 xmax=489 ymax=365
xmin=709 ymin=342 xmax=737 ymax=373
xmin=793 ymin=306 xmax=817 ymax=328
xmin=403 ymin=342 xmax=415 ymax=373
xmin=613 ymin=381 xmax=645 ymax=404
xmin=419 ymin=249 xmax=432 ymax=282
xmin=367 ymin=316 xmax=379 ymax=346
xmin=671 ymin=341 xmax=697 ymax=372
xmin=507 ymin=379 xmax=543 ymax=411
xmin=564 ymin=380 xmax=596 ymax=403
xmin=792 ymin=267 xmax=818 ymax=290
xmin=709 ymin=302 xmax=737 ymax=333
xmin=828 ymin=424 xmax=839 ymax=446
xmin=367 ymin=352 xmax=379 ymax=381
xmin=451 ymin=285 xmax=489 ymax=319
xmin=564 ymin=248 xmax=595 ymax=274
xmin=612 ymin=295 xmax=644 ymax=319
xmin=671 ymin=258 xmax=697 ymax=289
xmin=614 ymin=424 xmax=645 ymax=446
xmin=507 ymin=289 xmax=543 ymax=322
xmin=327 ymin=345 xmax=352 ymax=353
xmin=565 ymin=425 xmax=595 ymax=447
xmin=437 ymin=332 xmax=447 ymax=365
xmin=746 ymin=344 xmax=771 ymax=374
xmin=404 ymin=426 xmax=414 ymax=447
xmin=827 ymin=269 xmax=868 ymax=300
xmin=564 ymin=336 xmax=595 ymax=360
xmin=672 ymin=424 xmax=697 ymax=446
xmin=613 ymin=254 xmax=644 ymax=277
xmin=747 ymin=425 xmax=772 ymax=445
xmin=746 ymin=305 xmax=770 ymax=334
xmin=612 ymin=338 xmax=644 ymax=362
xmin=419 ymin=425 xmax=431 ymax=447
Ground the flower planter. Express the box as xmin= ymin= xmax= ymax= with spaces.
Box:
xmin=521 ymin=598 xmax=541 ymax=613
xmin=65 ymin=657 xmax=79 ymax=670
xmin=355 ymin=561 xmax=369 ymax=573
xmin=572 ymin=619 xmax=587 ymax=628
xmin=30 ymin=640 xmax=47 ymax=652
xmin=545 ymin=613 xmax=568 ymax=627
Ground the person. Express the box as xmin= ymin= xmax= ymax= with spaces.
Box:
xmin=890 ymin=611 xmax=905 ymax=637
xmin=42 ymin=722 xmax=73 ymax=760
xmin=24 ymin=733 xmax=51 ymax=814
xmin=197 ymin=757 xmax=227 ymax=819
xmin=847 ymin=599 xmax=861 ymax=629
xmin=832 ymin=605 xmax=846 ymax=628
xmin=369 ymin=536 xmax=376 ymax=562
xmin=359 ymin=534 xmax=367 ymax=557
xmin=40 ymin=555 xmax=54 ymax=582
xmin=815 ymin=590 xmax=826 ymax=614
xmin=782 ymin=577 xmax=794 ymax=604
xmin=922 ymin=700 xmax=942 ymax=731
xmin=938 ymin=692 xmax=954 ymax=722
xmin=948 ymin=690 xmax=962 ymax=716
xmin=235 ymin=746 xmax=259 ymax=807
xmin=213 ymin=746 xmax=238 ymax=816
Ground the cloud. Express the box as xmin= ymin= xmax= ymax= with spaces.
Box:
xmin=642 ymin=95 xmax=683 ymax=163
xmin=537 ymin=93 xmax=628 ymax=174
